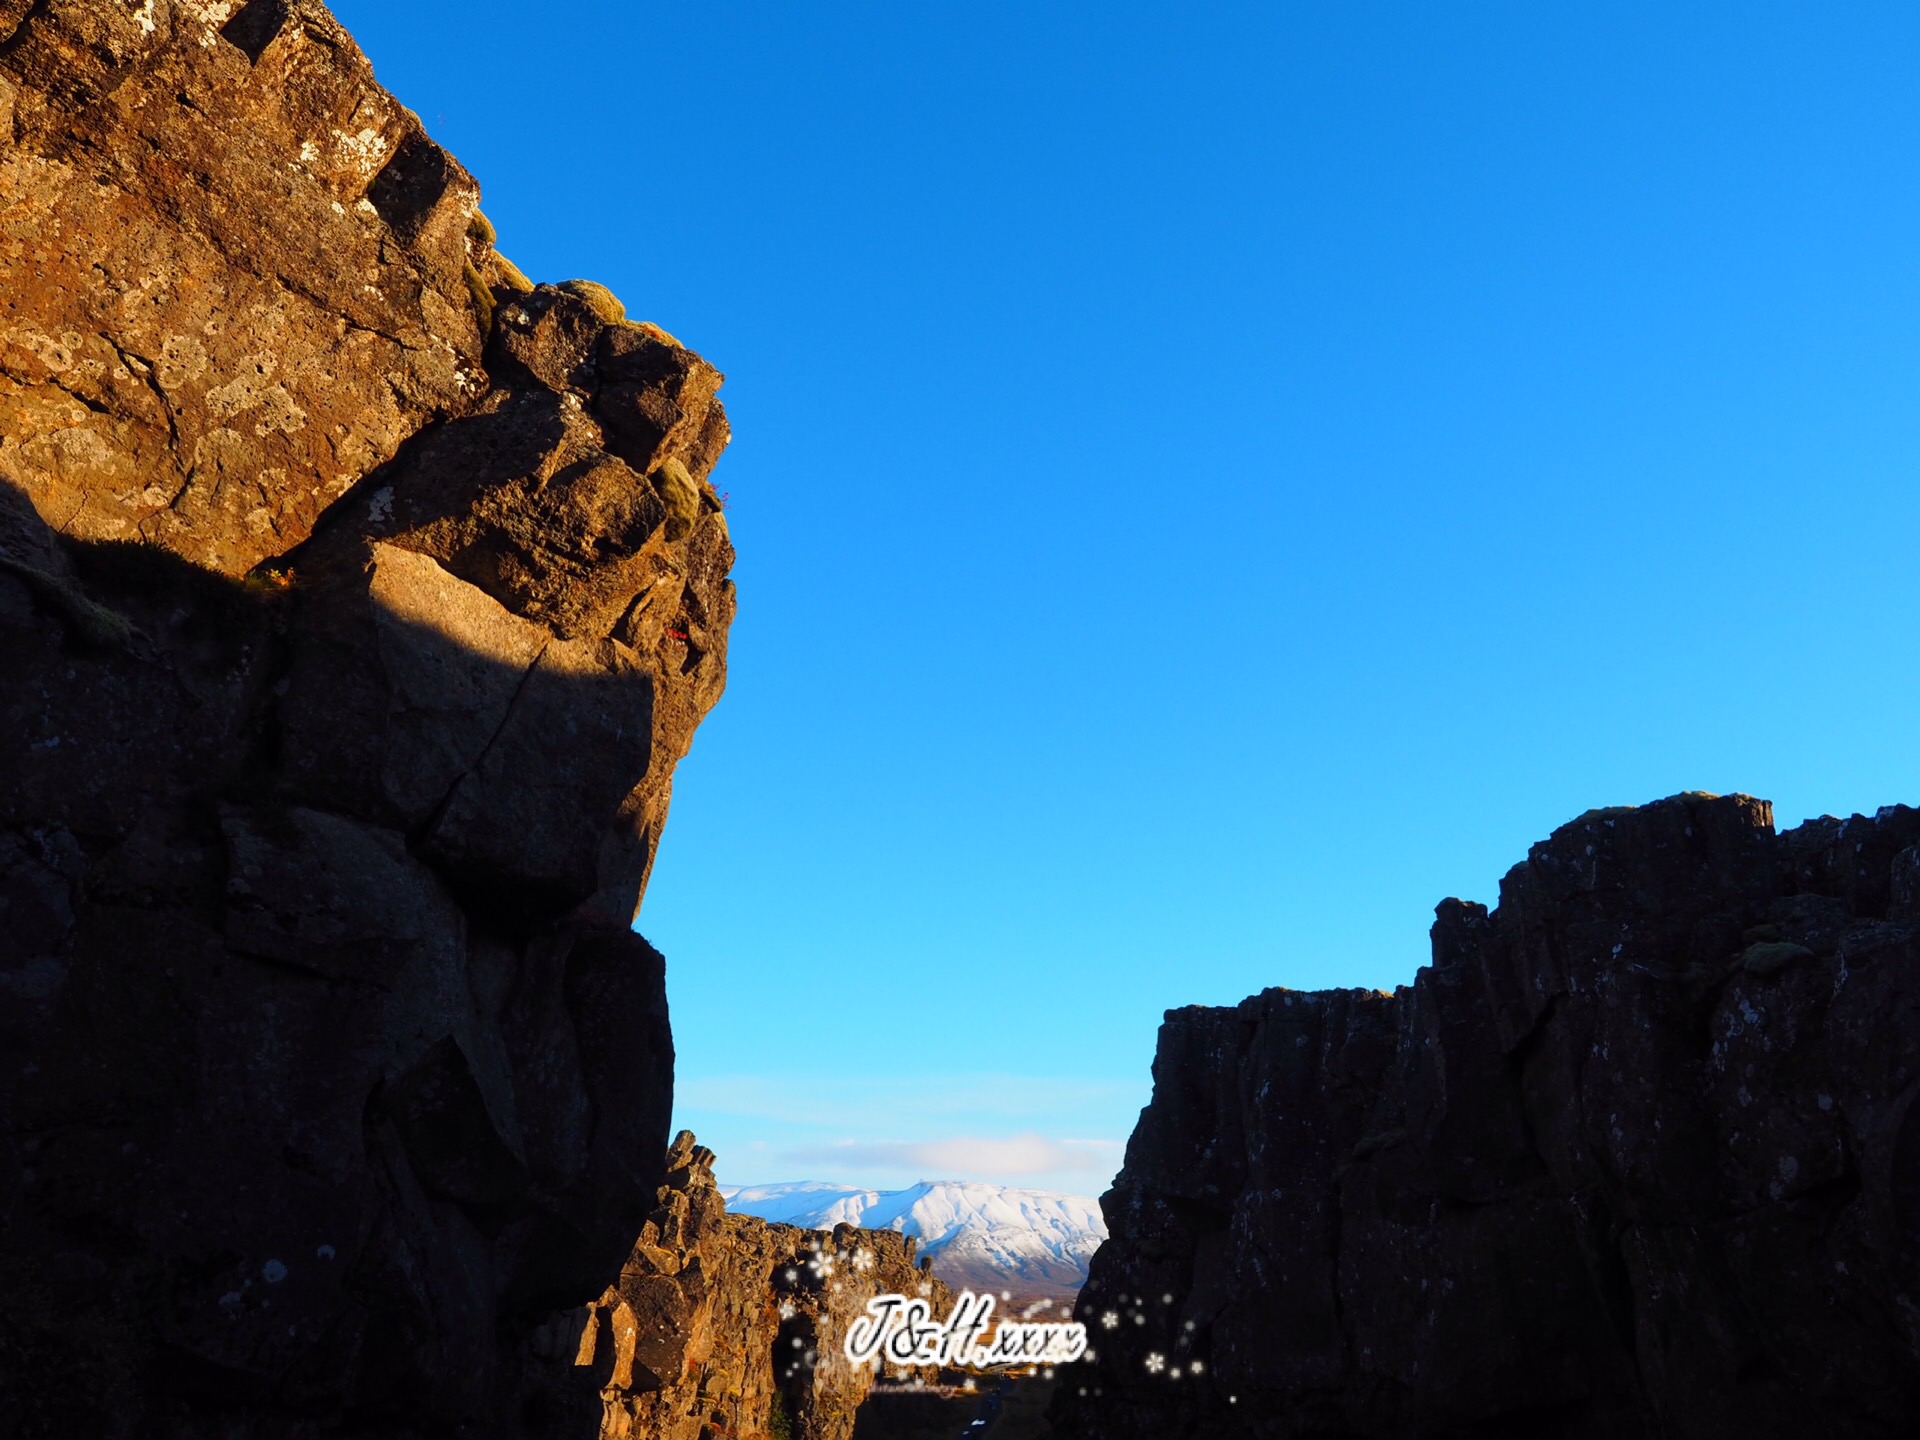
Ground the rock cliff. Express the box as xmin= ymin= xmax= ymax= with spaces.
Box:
xmin=586 ymin=1134 xmax=955 ymax=1440
xmin=1 ymin=3 xmax=733 ymax=1434
xmin=1053 ymin=793 xmax=1920 ymax=1440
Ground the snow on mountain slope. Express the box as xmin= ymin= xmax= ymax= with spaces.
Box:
xmin=719 ymin=1180 xmax=1107 ymax=1297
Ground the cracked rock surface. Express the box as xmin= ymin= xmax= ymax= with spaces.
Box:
xmin=1 ymin=2 xmax=734 ymax=1434
xmin=1052 ymin=793 xmax=1920 ymax=1440
xmin=586 ymin=1134 xmax=956 ymax=1440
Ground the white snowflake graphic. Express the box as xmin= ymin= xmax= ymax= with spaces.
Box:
xmin=1144 ymin=1352 xmax=1166 ymax=1375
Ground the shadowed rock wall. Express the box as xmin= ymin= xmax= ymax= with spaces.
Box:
xmin=1053 ymin=793 xmax=1920 ymax=1440
xmin=1 ymin=3 xmax=734 ymax=1435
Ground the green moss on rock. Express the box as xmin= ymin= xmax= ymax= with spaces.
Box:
xmin=625 ymin=319 xmax=683 ymax=349
xmin=1741 ymin=941 xmax=1814 ymax=976
xmin=494 ymin=254 xmax=535 ymax=294
xmin=0 ymin=554 xmax=140 ymax=651
xmin=651 ymin=456 xmax=700 ymax=542
xmin=557 ymin=279 xmax=625 ymax=324
xmin=1349 ymin=1128 xmax=1407 ymax=1160
xmin=1573 ymin=805 xmax=1636 ymax=825
xmin=463 ymin=260 xmax=496 ymax=336
xmin=466 ymin=208 xmax=497 ymax=246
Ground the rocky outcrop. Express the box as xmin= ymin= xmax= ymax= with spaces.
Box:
xmin=1 ymin=3 xmax=733 ymax=1435
xmin=1054 ymin=794 xmax=1920 ymax=1440
xmin=587 ymin=1134 xmax=953 ymax=1440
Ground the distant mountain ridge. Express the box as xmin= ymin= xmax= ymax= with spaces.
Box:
xmin=719 ymin=1179 xmax=1106 ymax=1298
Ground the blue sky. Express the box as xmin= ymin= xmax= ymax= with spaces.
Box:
xmin=335 ymin=1 xmax=1920 ymax=1196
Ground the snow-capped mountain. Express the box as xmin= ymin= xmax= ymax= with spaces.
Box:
xmin=719 ymin=1180 xmax=1107 ymax=1298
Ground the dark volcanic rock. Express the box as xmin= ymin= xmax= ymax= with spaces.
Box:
xmin=588 ymin=1134 xmax=955 ymax=1440
xmin=1053 ymin=793 xmax=1920 ymax=1440
xmin=0 ymin=4 xmax=734 ymax=1435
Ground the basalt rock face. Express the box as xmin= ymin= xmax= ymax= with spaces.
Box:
xmin=587 ymin=1134 xmax=953 ymax=1440
xmin=1 ymin=4 xmax=734 ymax=1436
xmin=1054 ymin=794 xmax=1920 ymax=1440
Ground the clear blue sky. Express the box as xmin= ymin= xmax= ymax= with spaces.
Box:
xmin=335 ymin=0 xmax=1920 ymax=1197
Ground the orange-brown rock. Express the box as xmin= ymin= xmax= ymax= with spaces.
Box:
xmin=585 ymin=1135 xmax=955 ymax=1440
xmin=0 ymin=0 xmax=491 ymax=575
xmin=0 ymin=3 xmax=734 ymax=1436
